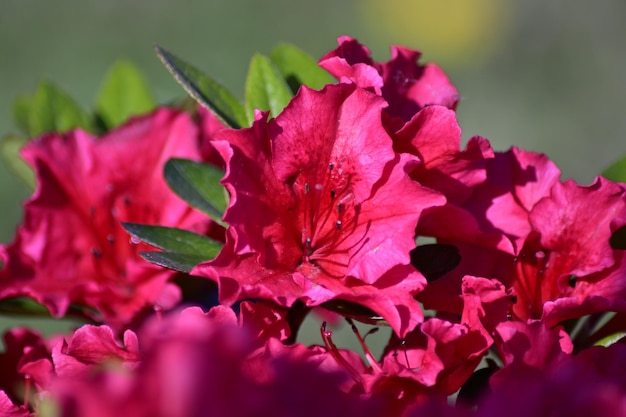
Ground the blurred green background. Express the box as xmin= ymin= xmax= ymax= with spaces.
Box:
xmin=2 ymin=0 xmax=626 ymax=243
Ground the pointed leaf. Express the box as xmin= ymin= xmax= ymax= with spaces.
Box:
xmin=139 ymin=251 xmax=209 ymax=273
xmin=244 ymin=53 xmax=293 ymax=122
xmin=603 ymin=155 xmax=626 ymax=182
xmin=164 ymin=158 xmax=228 ymax=226
xmin=95 ymin=60 xmax=155 ymax=130
xmin=594 ymin=331 xmax=626 ymax=347
xmin=269 ymin=43 xmax=334 ymax=93
xmin=155 ymin=45 xmax=247 ymax=128
xmin=28 ymin=81 xmax=93 ymax=136
xmin=0 ymin=135 xmax=35 ymax=189
xmin=122 ymin=223 xmax=222 ymax=257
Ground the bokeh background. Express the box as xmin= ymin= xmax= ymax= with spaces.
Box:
xmin=0 ymin=0 xmax=625 ymax=342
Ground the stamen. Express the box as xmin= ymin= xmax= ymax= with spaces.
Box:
xmin=320 ymin=322 xmax=363 ymax=383
xmin=23 ymin=374 xmax=31 ymax=407
xmin=107 ymin=234 xmax=115 ymax=245
xmin=154 ymin=305 xmax=163 ymax=322
xmin=401 ymin=339 xmax=411 ymax=369
xmin=91 ymin=248 xmax=103 ymax=258
xmin=330 ymin=190 xmax=336 ymax=199
xmin=335 ymin=220 xmax=342 ymax=230
xmin=346 ymin=318 xmax=382 ymax=373
xmin=328 ymin=163 xmax=334 ymax=171
xmin=304 ymin=183 xmax=310 ymax=194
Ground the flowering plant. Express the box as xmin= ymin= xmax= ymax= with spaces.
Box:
xmin=2 ymin=36 xmax=626 ymax=416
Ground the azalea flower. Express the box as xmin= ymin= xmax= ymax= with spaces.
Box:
xmin=46 ymin=306 xmax=384 ymax=417
xmin=480 ymin=337 xmax=626 ymax=417
xmin=319 ymin=36 xmax=459 ymax=129
xmin=0 ymin=108 xmax=211 ymax=327
xmin=0 ymin=328 xmax=52 ymax=412
xmin=417 ymin=148 xmax=561 ymax=316
xmin=511 ymin=177 xmax=626 ymax=325
xmin=193 ymin=84 xmax=445 ymax=336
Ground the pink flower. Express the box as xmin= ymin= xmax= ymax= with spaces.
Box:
xmin=52 ymin=325 xmax=141 ymax=378
xmin=0 ymin=391 xmax=31 ymax=417
xmin=417 ymin=148 xmax=561 ymax=316
xmin=319 ymin=36 xmax=459 ymax=127
xmin=0 ymin=328 xmax=52 ymax=411
xmin=193 ymin=84 xmax=445 ymax=336
xmin=0 ymin=108 xmax=210 ymax=327
xmin=512 ymin=177 xmax=626 ymax=324
xmin=479 ymin=343 xmax=626 ymax=417
xmin=46 ymin=307 xmax=383 ymax=417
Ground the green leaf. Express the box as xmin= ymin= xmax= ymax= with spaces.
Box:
xmin=0 ymin=135 xmax=35 ymax=189
xmin=95 ymin=60 xmax=155 ymax=130
xmin=122 ymin=223 xmax=222 ymax=257
xmin=163 ymin=158 xmax=228 ymax=226
xmin=154 ymin=45 xmax=247 ymax=128
xmin=603 ymin=155 xmax=626 ymax=182
xmin=269 ymin=43 xmax=335 ymax=93
xmin=244 ymin=53 xmax=293 ymax=122
xmin=594 ymin=331 xmax=626 ymax=347
xmin=139 ymin=251 xmax=209 ymax=273
xmin=0 ymin=297 xmax=50 ymax=316
xmin=27 ymin=81 xmax=93 ymax=136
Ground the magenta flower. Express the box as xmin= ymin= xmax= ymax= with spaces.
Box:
xmin=52 ymin=325 xmax=141 ymax=378
xmin=512 ymin=177 xmax=626 ymax=324
xmin=0 ymin=328 xmax=52 ymax=411
xmin=193 ymin=84 xmax=445 ymax=336
xmin=480 ymin=342 xmax=626 ymax=417
xmin=0 ymin=108 xmax=210 ymax=327
xmin=46 ymin=306 xmax=383 ymax=417
xmin=417 ymin=148 xmax=561 ymax=315
xmin=319 ymin=36 xmax=459 ymax=126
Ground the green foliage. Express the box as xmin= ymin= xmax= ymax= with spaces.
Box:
xmin=155 ymin=45 xmax=248 ymax=128
xmin=95 ymin=60 xmax=156 ymax=130
xmin=244 ymin=53 xmax=293 ymax=122
xmin=139 ymin=251 xmax=211 ymax=273
xmin=123 ymin=223 xmax=223 ymax=273
xmin=163 ymin=158 xmax=228 ymax=227
xmin=17 ymin=81 xmax=93 ymax=137
xmin=602 ymin=155 xmax=626 ymax=183
xmin=594 ymin=331 xmax=626 ymax=347
xmin=0 ymin=135 xmax=35 ymax=189
xmin=269 ymin=43 xmax=334 ymax=93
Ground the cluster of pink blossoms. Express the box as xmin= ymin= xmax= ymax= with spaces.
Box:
xmin=2 ymin=36 xmax=626 ymax=416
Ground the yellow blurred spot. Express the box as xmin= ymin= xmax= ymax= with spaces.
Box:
xmin=359 ymin=0 xmax=514 ymax=67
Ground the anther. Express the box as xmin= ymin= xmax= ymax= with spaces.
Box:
xmin=400 ymin=339 xmax=411 ymax=369
xmin=304 ymin=183 xmax=310 ymax=194
xmin=91 ymin=248 xmax=103 ymax=258
xmin=330 ymin=190 xmax=336 ymax=199
xmin=335 ymin=220 xmax=342 ymax=229
xmin=328 ymin=163 xmax=334 ymax=171
xmin=107 ymin=234 xmax=115 ymax=245
xmin=337 ymin=203 xmax=344 ymax=213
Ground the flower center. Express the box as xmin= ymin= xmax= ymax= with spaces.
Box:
xmin=293 ymin=162 xmax=360 ymax=275
xmin=513 ymin=241 xmax=551 ymax=320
